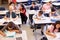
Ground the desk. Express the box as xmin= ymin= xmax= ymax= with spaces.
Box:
xmin=0 ymin=10 xmax=8 ymax=15
xmin=28 ymin=10 xmax=38 ymax=15
xmin=45 ymin=32 xmax=60 ymax=40
xmin=33 ymin=16 xmax=60 ymax=33
xmin=42 ymin=0 xmax=50 ymax=2
xmin=0 ymin=10 xmax=20 ymax=15
xmin=33 ymin=19 xmax=54 ymax=24
xmin=0 ymin=30 xmax=28 ymax=40
xmin=28 ymin=10 xmax=39 ymax=24
xmin=33 ymin=17 xmax=60 ymax=25
xmin=33 ymin=17 xmax=56 ymax=32
xmin=52 ymin=2 xmax=60 ymax=9
xmin=5 ymin=18 xmax=22 ymax=25
xmin=52 ymin=2 xmax=60 ymax=6
xmin=0 ymin=18 xmax=22 ymax=26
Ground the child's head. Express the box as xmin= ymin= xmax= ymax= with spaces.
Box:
xmin=9 ymin=6 xmax=14 ymax=11
xmin=8 ymin=2 xmax=15 ymax=11
xmin=51 ymin=9 xmax=56 ymax=14
xmin=9 ymin=2 xmax=15 ymax=6
xmin=6 ymin=22 xmax=15 ymax=30
xmin=32 ymin=2 xmax=36 ymax=7
xmin=38 ymin=11 xmax=43 ymax=16
xmin=46 ymin=1 xmax=51 ymax=5
xmin=55 ymin=21 xmax=60 ymax=29
xmin=51 ymin=21 xmax=60 ymax=32
xmin=20 ymin=4 xmax=25 ymax=9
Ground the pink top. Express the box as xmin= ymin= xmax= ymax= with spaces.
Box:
xmin=43 ymin=4 xmax=51 ymax=10
xmin=48 ymin=25 xmax=58 ymax=33
xmin=42 ymin=4 xmax=51 ymax=13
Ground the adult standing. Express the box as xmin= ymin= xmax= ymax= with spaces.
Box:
xmin=19 ymin=4 xmax=27 ymax=24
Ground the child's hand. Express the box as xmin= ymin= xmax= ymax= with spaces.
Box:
xmin=2 ymin=34 xmax=6 ymax=37
xmin=52 ymin=35 xmax=56 ymax=38
xmin=0 ymin=31 xmax=6 ymax=37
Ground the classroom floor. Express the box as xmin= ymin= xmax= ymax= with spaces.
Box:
xmin=21 ymin=24 xmax=35 ymax=40
xmin=21 ymin=24 xmax=43 ymax=40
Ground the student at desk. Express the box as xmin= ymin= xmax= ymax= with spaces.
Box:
xmin=33 ymin=11 xmax=45 ymax=35
xmin=0 ymin=22 xmax=22 ymax=37
xmin=33 ymin=11 xmax=45 ymax=20
xmin=4 ymin=3 xmax=18 ymax=20
xmin=30 ymin=2 xmax=39 ymax=10
xmin=42 ymin=1 xmax=52 ymax=17
xmin=50 ymin=9 xmax=58 ymax=17
xmin=46 ymin=21 xmax=60 ymax=38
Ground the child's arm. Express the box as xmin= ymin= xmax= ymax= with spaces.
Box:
xmin=0 ymin=31 xmax=6 ymax=37
xmin=45 ymin=30 xmax=56 ymax=38
xmin=11 ymin=30 xmax=22 ymax=34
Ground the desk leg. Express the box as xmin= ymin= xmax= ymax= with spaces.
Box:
xmin=33 ymin=24 xmax=38 ymax=32
xmin=18 ymin=24 xmax=21 ymax=28
xmin=45 ymin=24 xmax=51 ymax=30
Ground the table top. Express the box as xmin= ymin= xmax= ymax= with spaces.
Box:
xmin=0 ymin=18 xmax=22 ymax=26
xmin=0 ymin=10 xmax=39 ymax=15
xmin=28 ymin=10 xmax=39 ymax=14
xmin=33 ymin=17 xmax=60 ymax=24
xmin=0 ymin=10 xmax=20 ymax=15
xmin=45 ymin=32 xmax=60 ymax=40
xmin=33 ymin=19 xmax=54 ymax=24
xmin=52 ymin=2 xmax=60 ymax=6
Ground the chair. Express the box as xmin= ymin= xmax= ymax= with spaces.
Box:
xmin=0 ymin=7 xmax=5 ymax=11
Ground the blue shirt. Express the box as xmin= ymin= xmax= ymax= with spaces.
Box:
xmin=30 ymin=6 xmax=39 ymax=10
xmin=52 ymin=13 xmax=58 ymax=16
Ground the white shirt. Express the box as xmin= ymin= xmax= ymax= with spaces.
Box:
xmin=33 ymin=14 xmax=45 ymax=19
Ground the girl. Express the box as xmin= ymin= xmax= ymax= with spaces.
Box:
xmin=46 ymin=21 xmax=60 ymax=38
xmin=0 ymin=22 xmax=22 ymax=36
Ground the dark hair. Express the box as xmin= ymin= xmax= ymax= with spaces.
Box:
xmin=51 ymin=6 xmax=56 ymax=12
xmin=20 ymin=4 xmax=25 ymax=10
xmin=53 ymin=21 xmax=60 ymax=32
xmin=32 ymin=2 xmax=36 ymax=5
xmin=9 ymin=2 xmax=14 ymax=6
xmin=46 ymin=1 xmax=52 ymax=4
xmin=1 ymin=22 xmax=19 ymax=31
xmin=49 ymin=1 xmax=52 ymax=4
xmin=39 ymin=11 xmax=43 ymax=14
xmin=20 ymin=4 xmax=25 ymax=8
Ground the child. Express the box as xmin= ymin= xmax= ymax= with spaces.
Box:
xmin=46 ymin=21 xmax=60 ymax=38
xmin=0 ymin=22 xmax=22 ymax=36
xmin=33 ymin=11 xmax=45 ymax=20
